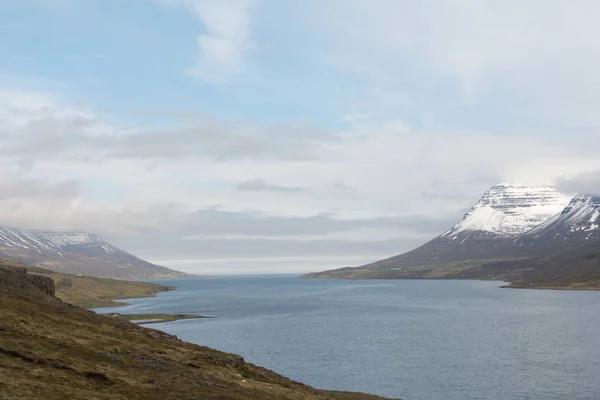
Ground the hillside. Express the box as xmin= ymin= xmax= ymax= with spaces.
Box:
xmin=444 ymin=242 xmax=600 ymax=290
xmin=0 ymin=266 xmax=395 ymax=400
xmin=0 ymin=227 xmax=187 ymax=280
xmin=518 ymin=194 xmax=600 ymax=252
xmin=0 ymin=258 xmax=174 ymax=308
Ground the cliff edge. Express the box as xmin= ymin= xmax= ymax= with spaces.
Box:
xmin=0 ymin=262 xmax=55 ymax=297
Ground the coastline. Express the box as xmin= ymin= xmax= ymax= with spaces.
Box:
xmin=302 ymin=274 xmax=600 ymax=291
xmin=108 ymin=313 xmax=211 ymax=325
xmin=89 ymin=281 xmax=213 ymax=323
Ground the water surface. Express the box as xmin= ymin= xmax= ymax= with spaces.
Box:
xmin=96 ymin=276 xmax=600 ymax=400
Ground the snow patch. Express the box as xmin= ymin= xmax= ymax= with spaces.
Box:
xmin=442 ymin=184 xmax=570 ymax=238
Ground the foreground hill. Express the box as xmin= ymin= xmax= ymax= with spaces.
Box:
xmin=0 ymin=266 xmax=394 ymax=400
xmin=0 ymin=227 xmax=187 ymax=280
xmin=304 ymin=184 xmax=569 ymax=279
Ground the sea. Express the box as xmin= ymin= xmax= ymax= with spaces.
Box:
xmin=95 ymin=276 xmax=600 ymax=400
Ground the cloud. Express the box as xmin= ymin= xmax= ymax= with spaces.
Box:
xmin=236 ymin=179 xmax=302 ymax=192
xmin=299 ymin=0 xmax=600 ymax=129
xmin=3 ymin=85 xmax=600 ymax=273
xmin=173 ymin=209 xmax=453 ymax=238
xmin=0 ymin=89 xmax=336 ymax=162
xmin=555 ymin=171 xmax=600 ymax=196
xmin=155 ymin=0 xmax=255 ymax=82
xmin=0 ymin=179 xmax=79 ymax=200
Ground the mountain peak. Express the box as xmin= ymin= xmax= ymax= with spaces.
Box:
xmin=441 ymin=184 xmax=570 ymax=239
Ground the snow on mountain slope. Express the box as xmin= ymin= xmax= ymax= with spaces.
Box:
xmin=0 ymin=228 xmax=119 ymax=254
xmin=441 ymin=184 xmax=570 ymax=239
xmin=523 ymin=194 xmax=600 ymax=242
xmin=0 ymin=227 xmax=187 ymax=280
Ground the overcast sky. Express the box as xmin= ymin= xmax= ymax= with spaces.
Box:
xmin=2 ymin=0 xmax=600 ymax=274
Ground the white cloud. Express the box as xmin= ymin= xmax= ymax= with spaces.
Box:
xmin=303 ymin=0 xmax=600 ymax=127
xmin=7 ymin=0 xmax=600 ymax=273
xmin=555 ymin=171 xmax=600 ymax=196
xmin=156 ymin=0 xmax=255 ymax=82
xmin=3 ymin=85 xmax=600 ymax=272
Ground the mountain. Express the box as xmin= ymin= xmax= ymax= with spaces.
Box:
xmin=518 ymin=194 xmax=600 ymax=251
xmin=0 ymin=227 xmax=187 ymax=280
xmin=441 ymin=183 xmax=570 ymax=239
xmin=303 ymin=184 xmax=571 ymax=279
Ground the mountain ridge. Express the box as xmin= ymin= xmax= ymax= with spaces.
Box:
xmin=0 ymin=226 xmax=187 ymax=280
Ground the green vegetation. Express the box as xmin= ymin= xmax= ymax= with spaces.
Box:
xmin=445 ymin=243 xmax=600 ymax=290
xmin=51 ymin=273 xmax=174 ymax=309
xmin=304 ymin=258 xmax=528 ymax=280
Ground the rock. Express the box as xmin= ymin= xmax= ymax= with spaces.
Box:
xmin=0 ymin=266 xmax=55 ymax=297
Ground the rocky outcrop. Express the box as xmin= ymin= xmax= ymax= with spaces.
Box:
xmin=0 ymin=266 xmax=55 ymax=297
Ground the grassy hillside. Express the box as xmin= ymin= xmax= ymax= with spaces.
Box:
xmin=0 ymin=258 xmax=173 ymax=308
xmin=303 ymin=258 xmax=515 ymax=280
xmin=304 ymin=244 xmax=600 ymax=291
xmin=52 ymin=274 xmax=174 ymax=308
xmin=444 ymin=243 xmax=600 ymax=290
xmin=0 ymin=267 xmax=395 ymax=400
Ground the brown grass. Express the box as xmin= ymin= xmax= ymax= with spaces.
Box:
xmin=51 ymin=273 xmax=174 ymax=308
xmin=0 ymin=269 xmax=397 ymax=400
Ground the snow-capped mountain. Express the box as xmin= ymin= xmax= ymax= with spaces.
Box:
xmin=441 ymin=184 xmax=570 ymax=240
xmin=0 ymin=228 xmax=119 ymax=255
xmin=519 ymin=194 xmax=600 ymax=249
xmin=0 ymin=227 xmax=187 ymax=280
xmin=304 ymin=184 xmax=572 ymax=279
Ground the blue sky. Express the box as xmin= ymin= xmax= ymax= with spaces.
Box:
xmin=2 ymin=0 xmax=542 ymax=131
xmin=2 ymin=0 xmax=600 ymax=274
xmin=2 ymin=0 xmax=366 ymax=128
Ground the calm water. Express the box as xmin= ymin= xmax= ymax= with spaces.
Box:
xmin=96 ymin=276 xmax=600 ymax=400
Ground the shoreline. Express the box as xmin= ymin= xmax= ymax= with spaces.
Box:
xmin=301 ymin=275 xmax=600 ymax=291
xmin=107 ymin=313 xmax=212 ymax=324
xmin=501 ymin=283 xmax=600 ymax=291
xmin=91 ymin=283 xmax=214 ymax=323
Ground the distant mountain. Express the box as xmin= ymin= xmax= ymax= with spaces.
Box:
xmin=0 ymin=227 xmax=187 ymax=280
xmin=303 ymin=184 xmax=571 ymax=279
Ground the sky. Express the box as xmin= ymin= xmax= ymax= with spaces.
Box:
xmin=2 ymin=0 xmax=600 ymax=274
